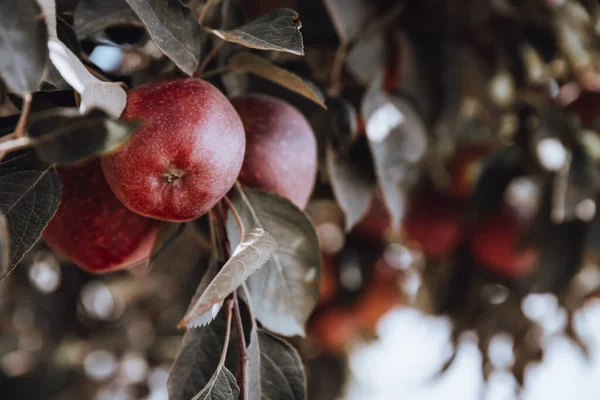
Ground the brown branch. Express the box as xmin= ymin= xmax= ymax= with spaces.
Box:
xmin=221 ymin=194 xmax=245 ymax=238
xmin=232 ymin=292 xmax=248 ymax=400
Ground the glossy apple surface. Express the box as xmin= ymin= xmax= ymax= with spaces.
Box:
xmin=43 ymin=160 xmax=159 ymax=274
xmin=232 ymin=94 xmax=317 ymax=209
xmin=101 ymin=78 xmax=245 ymax=222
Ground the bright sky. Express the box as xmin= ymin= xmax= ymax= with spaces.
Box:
xmin=344 ymin=299 xmax=600 ymax=400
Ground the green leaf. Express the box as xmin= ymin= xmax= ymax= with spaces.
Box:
xmin=226 ymin=188 xmax=321 ymax=337
xmin=0 ymin=158 xmax=61 ymax=281
xmin=27 ymin=107 xmax=140 ymax=165
xmin=124 ymin=0 xmax=205 ymax=76
xmin=207 ymin=9 xmax=304 ymax=55
xmin=0 ymin=0 xmax=48 ymax=95
xmin=74 ymin=0 xmax=141 ymax=39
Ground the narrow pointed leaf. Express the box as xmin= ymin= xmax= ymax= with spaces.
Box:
xmin=207 ymin=9 xmax=303 ymax=55
xmin=0 ymin=0 xmax=48 ymax=95
xmin=179 ymin=228 xmax=277 ymax=328
xmin=228 ymin=52 xmax=325 ymax=109
xmin=74 ymin=0 xmax=140 ymax=39
xmin=124 ymin=0 xmax=204 ymax=76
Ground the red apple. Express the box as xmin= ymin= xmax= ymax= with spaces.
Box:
xmin=231 ymin=94 xmax=317 ymax=209
xmin=354 ymin=263 xmax=400 ymax=331
xmin=319 ymin=253 xmax=339 ymax=304
xmin=351 ymin=191 xmax=392 ymax=240
xmin=43 ymin=160 xmax=160 ymax=274
xmin=403 ymin=192 xmax=463 ymax=258
xmin=310 ymin=307 xmax=358 ymax=353
xmin=101 ymin=78 xmax=245 ymax=222
xmin=470 ymin=207 xmax=538 ymax=278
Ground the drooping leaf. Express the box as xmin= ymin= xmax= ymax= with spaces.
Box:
xmin=48 ymin=39 xmax=127 ymax=117
xmin=179 ymin=228 xmax=277 ymax=328
xmin=323 ymin=0 xmax=370 ymax=43
xmin=74 ymin=0 xmax=141 ymax=39
xmin=228 ymin=52 xmax=326 ymax=109
xmin=168 ymin=305 xmax=238 ymax=400
xmin=362 ymin=78 xmax=427 ymax=231
xmin=0 ymin=159 xmax=61 ymax=281
xmin=27 ymin=107 xmax=140 ymax=165
xmin=192 ymin=367 xmax=239 ymax=400
xmin=326 ymin=138 xmax=376 ymax=231
xmin=124 ymin=0 xmax=204 ymax=76
xmin=247 ymin=327 xmax=307 ymax=400
xmin=226 ymin=188 xmax=321 ymax=337
xmin=0 ymin=0 xmax=48 ymax=95
xmin=0 ymin=213 xmax=10 ymax=278
xmin=206 ymin=9 xmax=303 ymax=55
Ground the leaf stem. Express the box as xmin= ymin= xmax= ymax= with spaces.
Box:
xmin=232 ymin=292 xmax=249 ymax=400
xmin=14 ymin=93 xmax=32 ymax=139
xmin=234 ymin=181 xmax=263 ymax=229
xmin=195 ymin=41 xmax=224 ymax=76
xmin=199 ymin=66 xmax=231 ymax=79
xmin=0 ymin=137 xmax=33 ymax=154
xmin=222 ymin=194 xmax=245 ymax=238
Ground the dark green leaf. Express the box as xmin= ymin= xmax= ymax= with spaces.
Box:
xmin=226 ymin=188 xmax=321 ymax=337
xmin=27 ymin=107 xmax=140 ymax=165
xmin=228 ymin=52 xmax=325 ymax=109
xmin=193 ymin=367 xmax=239 ymax=400
xmin=0 ymin=0 xmax=48 ymax=95
xmin=74 ymin=0 xmax=141 ymax=39
xmin=168 ymin=305 xmax=238 ymax=400
xmin=179 ymin=228 xmax=276 ymax=328
xmin=0 ymin=159 xmax=61 ymax=281
xmin=125 ymin=0 xmax=204 ymax=76
xmin=207 ymin=9 xmax=304 ymax=55
xmin=247 ymin=327 xmax=306 ymax=400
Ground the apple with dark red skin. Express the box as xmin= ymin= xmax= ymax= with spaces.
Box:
xmin=351 ymin=192 xmax=392 ymax=240
xmin=43 ymin=160 xmax=160 ymax=274
xmin=403 ymin=191 xmax=463 ymax=259
xmin=470 ymin=207 xmax=538 ymax=278
xmin=310 ymin=307 xmax=358 ymax=353
xmin=231 ymin=94 xmax=317 ymax=209
xmin=319 ymin=253 xmax=339 ymax=305
xmin=101 ymin=78 xmax=245 ymax=222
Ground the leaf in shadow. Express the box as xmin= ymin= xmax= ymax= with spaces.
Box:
xmin=0 ymin=159 xmax=61 ymax=281
xmin=0 ymin=0 xmax=48 ymax=95
xmin=228 ymin=52 xmax=326 ymax=109
xmin=207 ymin=9 xmax=303 ymax=55
xmin=179 ymin=228 xmax=277 ymax=328
xmin=361 ymin=76 xmax=427 ymax=231
xmin=168 ymin=302 xmax=239 ymax=400
xmin=27 ymin=107 xmax=140 ymax=165
xmin=226 ymin=188 xmax=321 ymax=337
xmin=125 ymin=0 xmax=204 ymax=76
xmin=74 ymin=0 xmax=141 ymax=39
xmin=0 ymin=213 xmax=9 ymax=277
xmin=247 ymin=327 xmax=306 ymax=400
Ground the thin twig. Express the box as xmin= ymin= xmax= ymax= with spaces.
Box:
xmin=196 ymin=40 xmax=224 ymax=76
xmin=199 ymin=66 xmax=231 ymax=79
xmin=234 ymin=181 xmax=263 ymax=228
xmin=0 ymin=137 xmax=33 ymax=154
xmin=328 ymin=43 xmax=348 ymax=96
xmin=551 ymin=150 xmax=572 ymax=223
xmin=14 ymin=93 xmax=32 ymax=139
xmin=232 ymin=292 xmax=248 ymax=400
xmin=222 ymin=194 xmax=245 ymax=238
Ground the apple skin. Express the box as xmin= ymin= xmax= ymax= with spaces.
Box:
xmin=310 ymin=307 xmax=357 ymax=353
xmin=403 ymin=192 xmax=463 ymax=259
xmin=101 ymin=78 xmax=245 ymax=222
xmin=231 ymin=94 xmax=317 ymax=209
xmin=43 ymin=160 xmax=160 ymax=274
xmin=470 ymin=207 xmax=538 ymax=278
xmin=351 ymin=192 xmax=392 ymax=240
xmin=354 ymin=263 xmax=399 ymax=331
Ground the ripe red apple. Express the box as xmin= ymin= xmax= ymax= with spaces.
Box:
xmin=319 ymin=253 xmax=339 ymax=305
xmin=310 ymin=307 xmax=358 ymax=353
xmin=351 ymin=192 xmax=392 ymax=240
xmin=470 ymin=207 xmax=538 ymax=278
xmin=43 ymin=160 xmax=160 ymax=274
xmin=403 ymin=191 xmax=463 ymax=258
xmin=231 ymin=94 xmax=317 ymax=209
xmin=447 ymin=144 xmax=490 ymax=199
xmin=101 ymin=78 xmax=245 ymax=222
xmin=354 ymin=263 xmax=400 ymax=331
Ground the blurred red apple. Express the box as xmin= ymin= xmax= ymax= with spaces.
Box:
xmin=354 ymin=262 xmax=400 ymax=331
xmin=101 ymin=78 xmax=245 ymax=222
xmin=232 ymin=94 xmax=317 ymax=209
xmin=310 ymin=307 xmax=358 ymax=353
xmin=470 ymin=207 xmax=538 ymax=278
xmin=403 ymin=191 xmax=463 ymax=258
xmin=43 ymin=160 xmax=160 ymax=274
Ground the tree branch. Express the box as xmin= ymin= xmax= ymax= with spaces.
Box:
xmin=232 ymin=292 xmax=248 ymax=400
